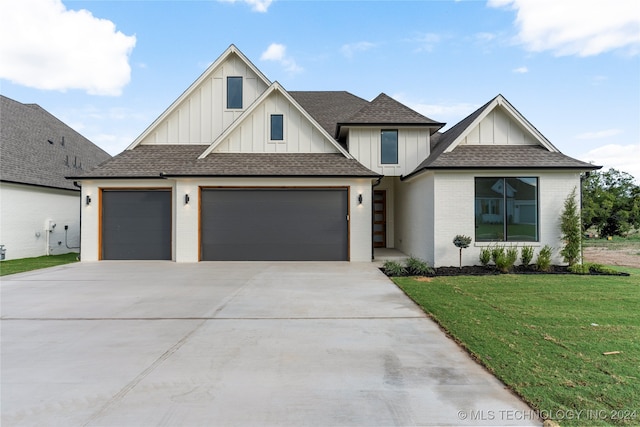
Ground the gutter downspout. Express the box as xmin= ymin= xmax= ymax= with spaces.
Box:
xmin=73 ymin=181 xmax=82 ymax=260
xmin=371 ymin=177 xmax=383 ymax=260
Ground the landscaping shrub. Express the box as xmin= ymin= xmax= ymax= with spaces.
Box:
xmin=490 ymin=245 xmax=504 ymax=264
xmin=479 ymin=247 xmax=492 ymax=267
xmin=505 ymin=246 xmax=518 ymax=270
xmin=520 ymin=245 xmax=534 ymax=266
xmin=382 ymin=260 xmax=406 ymax=277
xmin=536 ymin=245 xmax=553 ymax=272
xmin=569 ymin=262 xmax=621 ymax=275
xmin=405 ymin=256 xmax=434 ymax=276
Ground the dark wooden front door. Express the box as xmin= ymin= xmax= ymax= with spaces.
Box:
xmin=373 ymin=190 xmax=386 ymax=248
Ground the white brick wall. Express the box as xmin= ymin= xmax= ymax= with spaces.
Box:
xmin=394 ymin=174 xmax=434 ymax=263
xmin=0 ymin=182 xmax=81 ymax=260
xmin=431 ymin=170 xmax=582 ymax=267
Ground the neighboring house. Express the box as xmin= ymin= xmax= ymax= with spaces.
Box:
xmin=0 ymin=95 xmax=111 ymax=261
xmin=70 ymin=45 xmax=598 ymax=266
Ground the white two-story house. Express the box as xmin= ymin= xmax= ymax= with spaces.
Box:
xmin=70 ymin=45 xmax=598 ymax=266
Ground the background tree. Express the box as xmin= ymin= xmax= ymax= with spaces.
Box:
xmin=582 ymin=168 xmax=640 ymax=237
xmin=560 ymin=187 xmax=581 ymax=265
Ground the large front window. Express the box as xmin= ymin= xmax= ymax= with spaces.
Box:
xmin=475 ymin=177 xmax=539 ymax=242
xmin=381 ymin=130 xmax=398 ymax=164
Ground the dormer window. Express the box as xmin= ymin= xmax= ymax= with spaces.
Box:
xmin=227 ymin=76 xmax=243 ymax=109
xmin=381 ymin=130 xmax=398 ymax=164
xmin=270 ymin=114 xmax=284 ymax=141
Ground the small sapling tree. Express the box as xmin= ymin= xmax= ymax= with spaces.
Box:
xmin=453 ymin=235 xmax=472 ymax=269
xmin=560 ymin=187 xmax=581 ymax=266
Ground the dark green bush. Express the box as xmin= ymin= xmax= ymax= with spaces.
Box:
xmin=405 ymin=256 xmax=434 ymax=276
xmin=479 ymin=247 xmax=492 ymax=267
xmin=536 ymin=245 xmax=553 ymax=272
xmin=521 ymin=245 xmax=534 ymax=266
xmin=505 ymin=246 xmax=518 ymax=271
xmin=382 ymin=260 xmax=406 ymax=277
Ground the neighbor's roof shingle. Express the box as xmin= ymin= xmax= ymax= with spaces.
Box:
xmin=1 ymin=95 xmax=111 ymax=191
xmin=70 ymin=145 xmax=381 ymax=179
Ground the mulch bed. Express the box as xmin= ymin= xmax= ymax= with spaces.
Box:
xmin=381 ymin=265 xmax=630 ymax=277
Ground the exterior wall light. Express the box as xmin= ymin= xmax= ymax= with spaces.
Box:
xmin=185 ymin=194 xmax=190 ymax=205
xmin=358 ymin=194 xmax=363 ymax=204
xmin=86 ymin=195 xmax=91 ymax=205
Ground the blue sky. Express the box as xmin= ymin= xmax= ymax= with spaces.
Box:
xmin=1 ymin=0 xmax=639 ymax=180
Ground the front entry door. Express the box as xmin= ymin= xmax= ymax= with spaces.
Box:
xmin=373 ymin=190 xmax=386 ymax=248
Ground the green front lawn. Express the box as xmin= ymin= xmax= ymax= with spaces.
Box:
xmin=0 ymin=252 xmax=79 ymax=276
xmin=394 ymin=270 xmax=640 ymax=426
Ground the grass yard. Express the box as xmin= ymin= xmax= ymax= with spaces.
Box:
xmin=394 ymin=269 xmax=640 ymax=426
xmin=0 ymin=252 xmax=79 ymax=277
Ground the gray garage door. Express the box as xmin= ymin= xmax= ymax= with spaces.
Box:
xmin=101 ymin=190 xmax=172 ymax=260
xmin=201 ymin=189 xmax=348 ymax=261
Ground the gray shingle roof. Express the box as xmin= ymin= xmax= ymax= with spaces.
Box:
xmin=289 ymin=91 xmax=369 ymax=137
xmin=404 ymin=94 xmax=600 ymax=180
xmin=290 ymin=92 xmax=444 ymax=138
xmin=408 ymin=145 xmax=598 ymax=172
xmin=1 ymin=95 xmax=111 ymax=191
xmin=70 ymin=145 xmax=380 ymax=178
xmin=343 ymin=93 xmax=444 ymax=127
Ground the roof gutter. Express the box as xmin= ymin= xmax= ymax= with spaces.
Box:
xmin=401 ymin=164 xmax=602 ymax=181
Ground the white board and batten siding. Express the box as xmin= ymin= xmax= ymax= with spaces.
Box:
xmin=213 ymin=91 xmax=340 ymax=154
xmin=348 ymin=128 xmax=431 ymax=176
xmin=138 ymin=53 xmax=269 ymax=145
xmin=460 ymin=107 xmax=537 ymax=146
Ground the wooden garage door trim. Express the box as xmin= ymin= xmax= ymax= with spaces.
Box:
xmin=99 ymin=187 xmax=173 ymax=260
xmin=198 ymin=186 xmax=350 ymax=261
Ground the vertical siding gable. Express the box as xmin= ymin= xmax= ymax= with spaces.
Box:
xmin=213 ymin=91 xmax=341 ymax=154
xmin=347 ymin=127 xmax=431 ymax=176
xmin=460 ymin=106 xmax=538 ymax=146
xmin=138 ymin=52 xmax=269 ymax=146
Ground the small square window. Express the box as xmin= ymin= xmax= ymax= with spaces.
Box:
xmin=227 ymin=76 xmax=242 ymax=109
xmin=381 ymin=130 xmax=398 ymax=164
xmin=270 ymin=114 xmax=284 ymax=141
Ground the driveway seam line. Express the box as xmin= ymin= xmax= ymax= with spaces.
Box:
xmin=82 ymin=319 xmax=207 ymax=427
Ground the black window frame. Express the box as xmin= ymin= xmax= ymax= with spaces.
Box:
xmin=380 ymin=129 xmax=398 ymax=165
xmin=474 ymin=177 xmax=539 ymax=242
xmin=270 ymin=114 xmax=284 ymax=141
xmin=226 ymin=76 xmax=243 ymax=109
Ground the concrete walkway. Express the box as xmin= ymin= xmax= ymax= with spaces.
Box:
xmin=1 ymin=262 xmax=539 ymax=426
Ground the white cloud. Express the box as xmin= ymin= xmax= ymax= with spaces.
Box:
xmin=475 ymin=32 xmax=497 ymax=43
xmin=218 ymin=0 xmax=272 ymax=13
xmin=393 ymin=93 xmax=479 ymax=127
xmin=340 ymin=42 xmax=376 ymax=58
xmin=488 ymin=0 xmax=640 ymax=56
xmin=260 ymin=43 xmax=303 ymax=74
xmin=578 ymin=144 xmax=640 ymax=182
xmin=513 ymin=66 xmax=529 ymax=73
xmin=575 ymin=128 xmax=623 ymax=140
xmin=0 ymin=0 xmax=136 ymax=96
xmin=411 ymin=33 xmax=443 ymax=52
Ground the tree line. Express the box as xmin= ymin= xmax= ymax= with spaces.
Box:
xmin=582 ymin=168 xmax=640 ymax=237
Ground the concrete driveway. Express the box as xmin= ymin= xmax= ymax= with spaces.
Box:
xmin=1 ymin=262 xmax=538 ymax=426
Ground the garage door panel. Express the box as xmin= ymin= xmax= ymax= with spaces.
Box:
xmin=201 ymin=189 xmax=348 ymax=261
xmin=102 ymin=190 xmax=172 ymax=260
